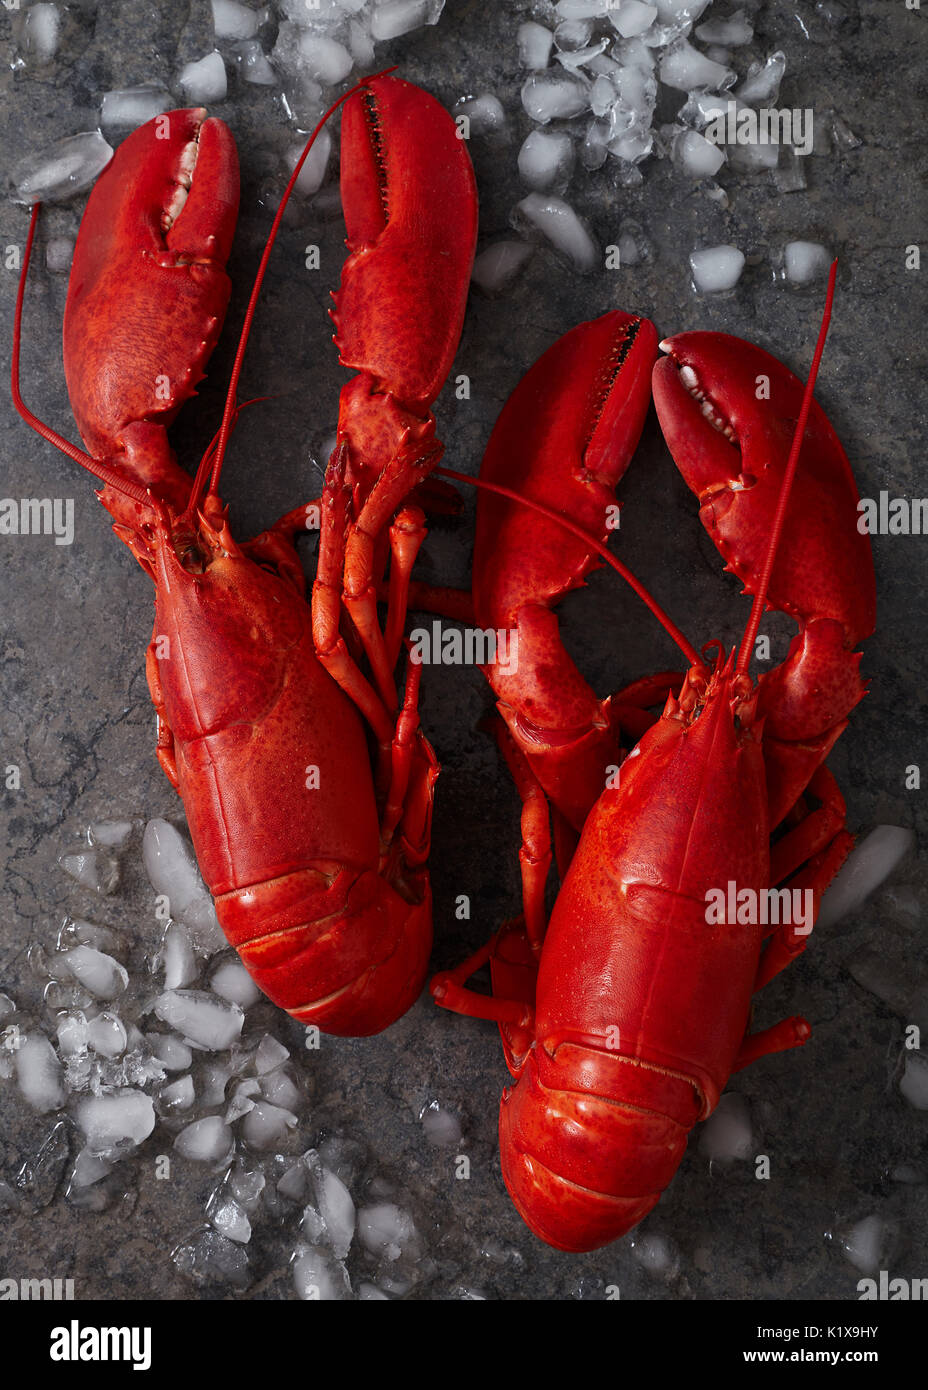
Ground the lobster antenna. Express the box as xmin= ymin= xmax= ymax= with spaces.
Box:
xmin=203 ymin=67 xmax=399 ymax=503
xmin=12 ymin=203 xmax=150 ymax=507
xmin=735 ymin=260 xmax=838 ymax=676
xmin=184 ymin=395 xmax=274 ymax=520
xmin=434 ymin=465 xmax=702 ymax=667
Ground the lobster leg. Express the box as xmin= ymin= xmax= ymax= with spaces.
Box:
xmin=769 ymin=765 xmax=849 ymax=887
xmin=384 ymin=507 xmax=428 ymax=672
xmin=312 ymin=446 xmax=395 ymax=749
xmin=341 ymin=440 xmax=443 ymax=709
xmin=732 ymin=1017 xmax=811 ymax=1072
xmin=492 ymin=720 xmax=552 ymax=957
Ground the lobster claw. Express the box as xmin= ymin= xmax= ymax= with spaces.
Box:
xmin=473 ymin=311 xmax=658 ymax=830
xmin=63 ymin=108 xmax=239 ymax=473
xmin=652 ymin=332 xmax=876 ymax=823
xmin=331 ymin=74 xmax=478 ymax=486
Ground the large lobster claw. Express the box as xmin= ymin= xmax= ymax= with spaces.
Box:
xmin=652 ymin=332 xmax=876 ymax=824
xmin=473 ymin=311 xmax=658 ymax=830
xmin=331 ymin=74 xmax=478 ymax=489
xmin=63 ymin=108 xmax=239 ymax=500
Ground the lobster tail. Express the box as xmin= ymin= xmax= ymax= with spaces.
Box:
xmin=500 ymin=1049 xmax=699 ymax=1252
xmin=217 ymin=866 xmax=432 ymax=1038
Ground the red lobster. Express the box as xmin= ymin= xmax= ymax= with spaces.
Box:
xmin=13 ymin=75 xmax=477 ymax=1036
xmin=431 ymin=268 xmax=876 ymax=1250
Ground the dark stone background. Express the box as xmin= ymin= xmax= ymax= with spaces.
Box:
xmin=0 ymin=0 xmax=925 ymax=1301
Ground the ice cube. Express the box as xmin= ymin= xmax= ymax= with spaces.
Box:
xmin=100 ymin=84 xmax=172 ymax=132
xmin=518 ymin=129 xmax=575 ymax=190
xmin=172 ymin=1228 xmax=250 ymax=1288
xmin=689 ymin=244 xmax=745 ymax=292
xmin=420 ymin=1101 xmax=462 ymax=1147
xmin=60 ymin=850 xmax=119 ymax=895
xmin=357 ymin=1201 xmax=420 ymax=1260
xmin=153 ymin=990 xmax=244 ymax=1051
xmin=554 ymin=18 xmax=593 ymax=51
xmin=773 ymin=147 xmax=808 ymax=194
xmin=737 ymin=51 xmax=786 ymax=107
xmin=160 ymin=1075 xmax=195 ymax=1112
xmin=70 ymin=1146 xmax=113 ymax=1190
xmin=610 ymin=2 xmax=657 ymax=38
xmin=456 ymin=94 xmax=507 ymax=137
xmin=76 ymin=1090 xmax=155 ymax=1154
xmin=297 ymin=33 xmax=353 ymax=85
xmin=87 ymin=818 xmax=135 ymax=849
xmin=175 ymin=1116 xmax=234 ymax=1163
xmin=210 ymin=960 xmax=261 ymax=1008
xmin=521 ymin=71 xmax=590 ymax=123
xmin=900 ymin=1053 xmax=928 ymax=1111
xmin=285 ymin=129 xmax=332 ymax=197
xmin=673 ymin=128 xmax=726 ymax=177
xmin=292 ymin=1243 xmax=351 ymax=1300
xmin=145 ymin=1032 xmax=193 ymax=1072
xmin=58 ymin=946 xmax=127 ymax=1000
xmin=836 ymin=1216 xmax=889 ymax=1275
xmin=348 ymin=20 xmax=375 ymax=68
xmin=87 ymin=1012 xmax=127 ymax=1058
xmin=660 ymin=42 xmax=734 ymax=93
xmin=630 ymin=1232 xmax=680 ymax=1278
xmin=161 ymin=922 xmax=197 ymax=991
xmin=555 ymin=0 xmax=609 ymax=17
xmin=179 ymin=52 xmax=228 ymax=104
xmin=211 ymin=0 xmax=259 ymax=41
xmin=471 ymin=240 xmax=533 ymax=295
xmin=15 ymin=1033 xmax=66 ymax=1112
xmin=817 ymin=826 xmax=914 ymax=927
xmin=313 ymin=1160 xmax=356 ymax=1258
xmin=236 ymin=39 xmax=277 ymax=85
xmin=260 ymin=1069 xmax=301 ymax=1111
xmin=209 ymin=1194 xmax=252 ymax=1243
xmin=513 ymin=193 xmax=598 ymax=273
xmin=370 ymin=0 xmax=446 ymax=43
xmin=783 ymin=240 xmax=832 ymax=286
xmin=696 ymin=9 xmax=753 ymax=46
xmin=255 ymin=1035 xmax=290 ymax=1074
xmin=141 ymin=820 xmax=223 ymax=953
xmin=22 ymin=3 xmax=60 ymax=64
xmin=698 ymin=1092 xmax=753 ymax=1161
xmin=242 ymin=1100 xmax=298 ymax=1149
xmin=518 ymin=21 xmax=554 ymax=69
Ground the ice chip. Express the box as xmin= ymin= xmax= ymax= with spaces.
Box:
xmin=698 ymin=1092 xmax=753 ymax=1162
xmin=292 ymin=1243 xmax=351 ymax=1300
xmin=153 ymin=991 xmax=244 ymax=1051
xmin=513 ymin=193 xmax=598 ymax=273
xmin=471 ymin=241 xmax=534 ymax=295
xmin=100 ymin=84 xmax=171 ymax=132
xmin=76 ymin=1090 xmax=155 ymax=1155
xmin=518 ymin=129 xmax=575 ymax=191
xmin=175 ymin=1116 xmax=234 ymax=1164
xmin=689 ymin=244 xmax=745 ymax=293
xmin=179 ymin=52 xmax=228 ymax=104
xmin=15 ymin=1033 xmax=66 ymax=1112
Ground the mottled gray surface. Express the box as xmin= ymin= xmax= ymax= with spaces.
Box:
xmin=0 ymin=0 xmax=926 ymax=1302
